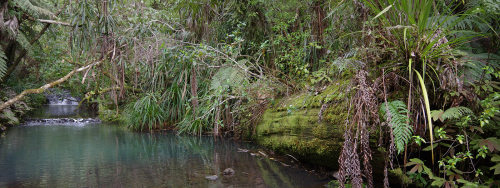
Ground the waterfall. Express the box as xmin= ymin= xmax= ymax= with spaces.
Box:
xmin=22 ymin=89 xmax=99 ymax=126
xmin=45 ymin=89 xmax=80 ymax=105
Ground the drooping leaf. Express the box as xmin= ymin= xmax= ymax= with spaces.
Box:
xmin=491 ymin=165 xmax=500 ymax=175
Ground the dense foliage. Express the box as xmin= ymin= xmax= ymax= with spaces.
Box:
xmin=0 ymin=0 xmax=498 ymax=187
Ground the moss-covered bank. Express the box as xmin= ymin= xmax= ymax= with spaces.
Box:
xmin=255 ymin=80 xmax=351 ymax=169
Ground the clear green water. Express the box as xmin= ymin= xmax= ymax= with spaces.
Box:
xmin=0 ymin=106 xmax=330 ymax=187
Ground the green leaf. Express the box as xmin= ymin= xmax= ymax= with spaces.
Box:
xmin=372 ymin=4 xmax=392 ymax=21
xmin=457 ymin=179 xmax=479 ymax=187
xmin=409 ymin=158 xmax=424 ymax=164
xmin=431 ymin=110 xmax=444 ymax=122
xmin=423 ymin=144 xmax=438 ymax=151
xmin=416 ymin=70 xmax=434 ymax=164
xmin=491 ymin=154 xmax=500 ymax=162
xmin=490 ymin=163 xmax=500 ymax=175
xmin=423 ymin=165 xmax=433 ymax=178
xmin=431 ymin=177 xmax=446 ymax=187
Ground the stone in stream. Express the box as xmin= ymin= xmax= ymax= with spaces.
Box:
xmin=223 ymin=168 xmax=235 ymax=176
xmin=205 ymin=175 xmax=218 ymax=181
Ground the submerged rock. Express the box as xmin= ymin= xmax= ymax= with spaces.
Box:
xmin=223 ymin=168 xmax=235 ymax=176
xmin=23 ymin=118 xmax=101 ymax=126
xmin=205 ymin=175 xmax=218 ymax=181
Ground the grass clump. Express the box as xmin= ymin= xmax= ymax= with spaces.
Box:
xmin=126 ymin=92 xmax=166 ymax=131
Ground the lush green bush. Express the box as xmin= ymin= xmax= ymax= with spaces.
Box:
xmin=125 ymin=92 xmax=166 ymax=131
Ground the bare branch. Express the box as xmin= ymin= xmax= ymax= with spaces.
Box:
xmin=37 ymin=19 xmax=71 ymax=26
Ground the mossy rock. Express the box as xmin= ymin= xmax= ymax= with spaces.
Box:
xmin=255 ymin=80 xmax=350 ymax=169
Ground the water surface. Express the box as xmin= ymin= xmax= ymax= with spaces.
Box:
xmin=0 ymin=106 xmax=330 ymax=187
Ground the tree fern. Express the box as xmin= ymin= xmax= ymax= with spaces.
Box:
xmin=380 ymin=100 xmax=413 ymax=155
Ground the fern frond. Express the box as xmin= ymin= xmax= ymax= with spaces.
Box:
xmin=11 ymin=0 xmax=54 ymax=18
xmin=441 ymin=106 xmax=473 ymax=121
xmin=462 ymin=52 xmax=500 ymax=83
xmin=380 ymin=100 xmax=413 ymax=155
xmin=15 ymin=32 xmax=33 ymax=56
xmin=429 ymin=15 xmax=489 ymax=32
xmin=210 ymin=67 xmax=248 ymax=94
xmin=0 ymin=47 xmax=7 ymax=80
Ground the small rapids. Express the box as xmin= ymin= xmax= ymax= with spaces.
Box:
xmin=23 ymin=118 xmax=101 ymax=126
xmin=24 ymin=90 xmax=98 ymax=126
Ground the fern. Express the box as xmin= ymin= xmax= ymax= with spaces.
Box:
xmin=462 ymin=52 xmax=500 ymax=83
xmin=11 ymin=0 xmax=53 ymax=18
xmin=380 ymin=100 xmax=413 ymax=155
xmin=0 ymin=48 xmax=7 ymax=80
xmin=429 ymin=15 xmax=489 ymax=33
xmin=210 ymin=67 xmax=248 ymax=94
xmin=15 ymin=32 xmax=33 ymax=56
xmin=432 ymin=106 xmax=474 ymax=122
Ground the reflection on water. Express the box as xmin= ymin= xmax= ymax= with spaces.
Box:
xmin=0 ymin=124 xmax=330 ymax=187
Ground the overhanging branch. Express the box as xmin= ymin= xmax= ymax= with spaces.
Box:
xmin=37 ymin=19 xmax=71 ymax=26
xmin=0 ymin=61 xmax=102 ymax=111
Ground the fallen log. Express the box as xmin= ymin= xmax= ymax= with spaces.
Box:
xmin=0 ymin=61 xmax=102 ymax=112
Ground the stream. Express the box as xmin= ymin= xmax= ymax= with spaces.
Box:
xmin=0 ymin=102 xmax=331 ymax=187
